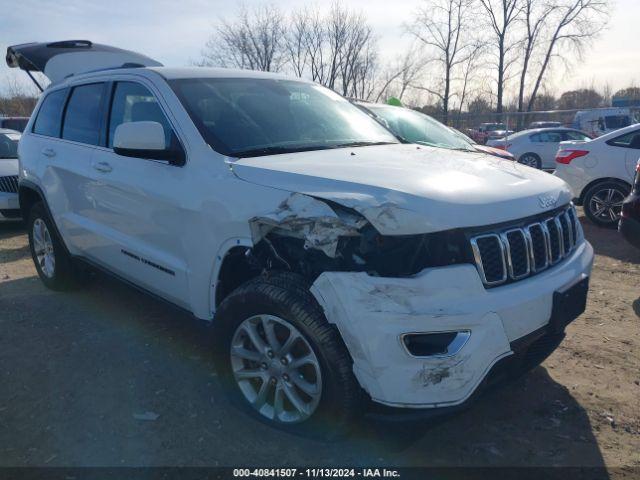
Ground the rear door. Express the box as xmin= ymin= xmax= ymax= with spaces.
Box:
xmin=6 ymin=40 xmax=162 ymax=85
xmin=24 ymin=83 xmax=108 ymax=254
xmin=82 ymin=79 xmax=190 ymax=307
xmin=606 ymin=129 xmax=640 ymax=181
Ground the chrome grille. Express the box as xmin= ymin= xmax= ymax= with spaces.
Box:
xmin=471 ymin=205 xmax=581 ymax=287
xmin=0 ymin=175 xmax=18 ymax=194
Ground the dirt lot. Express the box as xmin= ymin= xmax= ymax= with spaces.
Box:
xmin=0 ymin=211 xmax=638 ymax=475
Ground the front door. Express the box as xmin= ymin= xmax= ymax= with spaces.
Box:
xmin=82 ymin=80 xmax=190 ymax=307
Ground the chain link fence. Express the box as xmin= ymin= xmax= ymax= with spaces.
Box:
xmin=430 ymin=107 xmax=640 ymax=143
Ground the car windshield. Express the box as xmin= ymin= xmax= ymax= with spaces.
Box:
xmin=169 ymin=78 xmax=398 ymax=157
xmin=365 ymin=105 xmax=474 ymax=151
xmin=0 ymin=133 xmax=20 ymax=158
xmin=605 ymin=115 xmax=631 ymax=129
xmin=485 ymin=124 xmax=506 ymax=131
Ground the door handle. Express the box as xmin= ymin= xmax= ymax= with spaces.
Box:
xmin=42 ymin=148 xmax=56 ymax=158
xmin=93 ymin=161 xmax=113 ymax=173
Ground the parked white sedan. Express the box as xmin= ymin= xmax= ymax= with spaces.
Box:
xmin=0 ymin=128 xmax=21 ymax=220
xmin=488 ymin=128 xmax=591 ymax=170
xmin=554 ymin=123 xmax=640 ymax=227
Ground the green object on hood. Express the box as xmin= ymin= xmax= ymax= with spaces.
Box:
xmin=386 ymin=97 xmax=402 ymax=107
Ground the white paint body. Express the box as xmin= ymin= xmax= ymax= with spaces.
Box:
xmin=0 ymin=130 xmax=20 ymax=220
xmin=19 ymin=66 xmax=595 ymax=408
xmin=554 ymin=123 xmax=640 ymax=199
xmin=487 ymin=128 xmax=591 ymax=170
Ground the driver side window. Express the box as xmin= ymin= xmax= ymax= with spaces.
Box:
xmin=108 ymin=82 xmax=174 ymax=149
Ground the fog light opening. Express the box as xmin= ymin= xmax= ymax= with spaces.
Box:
xmin=401 ymin=331 xmax=470 ymax=357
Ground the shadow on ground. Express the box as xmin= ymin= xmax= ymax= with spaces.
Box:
xmin=580 ymin=218 xmax=640 ymax=264
xmin=0 ymin=271 xmax=609 ymax=472
xmin=0 ymin=221 xmax=25 ymax=241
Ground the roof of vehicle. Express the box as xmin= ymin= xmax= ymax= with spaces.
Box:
xmin=0 ymin=128 xmax=21 ymax=135
xmin=505 ymin=127 xmax=589 ymax=140
xmin=148 ymin=67 xmax=312 ymax=82
xmin=49 ymin=66 xmax=316 ymax=89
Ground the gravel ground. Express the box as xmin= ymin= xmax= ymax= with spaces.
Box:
xmin=0 ymin=211 xmax=638 ymax=476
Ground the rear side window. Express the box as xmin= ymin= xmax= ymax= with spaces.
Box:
xmin=62 ymin=83 xmax=105 ymax=145
xmin=563 ymin=131 xmax=591 ymax=141
xmin=33 ymin=89 xmax=67 ymax=137
xmin=607 ymin=130 xmax=640 ymax=149
xmin=108 ymin=82 xmax=173 ymax=148
xmin=530 ymin=131 xmax=562 ymax=143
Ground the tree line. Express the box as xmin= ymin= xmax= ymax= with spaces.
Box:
xmin=199 ymin=0 xmax=617 ymax=123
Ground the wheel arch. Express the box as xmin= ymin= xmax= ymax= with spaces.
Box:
xmin=18 ymin=180 xmax=71 ymax=254
xmin=209 ymin=238 xmax=258 ymax=315
xmin=578 ymin=177 xmax=632 ymax=204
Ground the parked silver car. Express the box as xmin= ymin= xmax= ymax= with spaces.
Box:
xmin=487 ymin=127 xmax=591 ymax=169
xmin=0 ymin=128 xmax=21 ymax=220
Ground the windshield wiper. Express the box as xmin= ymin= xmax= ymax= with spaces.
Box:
xmin=233 ymin=145 xmax=335 ymax=158
xmin=331 ymin=141 xmax=397 ymax=148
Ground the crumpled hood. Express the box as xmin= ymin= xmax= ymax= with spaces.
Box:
xmin=230 ymin=144 xmax=572 ymax=235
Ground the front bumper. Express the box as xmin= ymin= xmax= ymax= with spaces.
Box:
xmin=0 ymin=192 xmax=20 ymax=220
xmin=310 ymin=240 xmax=594 ymax=408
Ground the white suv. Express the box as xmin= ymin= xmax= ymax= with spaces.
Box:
xmin=9 ymin=41 xmax=594 ymax=435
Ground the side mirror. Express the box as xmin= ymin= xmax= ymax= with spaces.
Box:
xmin=113 ymin=121 xmax=184 ymax=166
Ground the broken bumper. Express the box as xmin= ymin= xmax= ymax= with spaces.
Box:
xmin=310 ymin=240 xmax=594 ymax=408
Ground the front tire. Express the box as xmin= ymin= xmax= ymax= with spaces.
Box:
xmin=518 ymin=153 xmax=541 ymax=169
xmin=213 ymin=272 xmax=362 ymax=438
xmin=583 ymin=181 xmax=630 ymax=227
xmin=27 ymin=202 xmax=79 ymax=290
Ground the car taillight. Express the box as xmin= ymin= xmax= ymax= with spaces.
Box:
xmin=494 ymin=144 xmax=511 ymax=151
xmin=556 ymin=149 xmax=589 ymax=164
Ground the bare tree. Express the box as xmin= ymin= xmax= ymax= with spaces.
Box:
xmin=517 ymin=0 xmax=558 ymax=120
xmin=201 ymin=5 xmax=287 ymax=72
xmin=0 ymin=75 xmax=39 ymax=117
xmin=455 ymin=41 xmax=485 ymax=119
xmin=408 ymin=0 xmax=474 ymax=122
xmin=527 ymin=0 xmax=609 ymax=111
xmin=478 ymin=0 xmax=522 ymax=115
xmin=373 ymin=48 xmax=429 ymax=102
xmin=286 ymin=2 xmax=378 ymax=98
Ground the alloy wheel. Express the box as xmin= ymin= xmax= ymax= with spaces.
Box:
xmin=589 ymin=188 xmax=625 ymax=223
xmin=32 ymin=218 xmax=55 ymax=278
xmin=230 ymin=314 xmax=322 ymax=423
xmin=518 ymin=154 xmax=539 ymax=168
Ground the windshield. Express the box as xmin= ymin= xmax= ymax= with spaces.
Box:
xmin=366 ymin=105 xmax=474 ymax=151
xmin=605 ymin=115 xmax=631 ymax=130
xmin=0 ymin=133 xmax=19 ymax=158
xmin=169 ymin=78 xmax=398 ymax=157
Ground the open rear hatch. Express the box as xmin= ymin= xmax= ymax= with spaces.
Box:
xmin=6 ymin=40 xmax=163 ymax=90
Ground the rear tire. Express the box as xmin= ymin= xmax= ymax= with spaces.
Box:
xmin=518 ymin=153 xmax=541 ymax=169
xmin=212 ymin=272 xmax=362 ymax=439
xmin=27 ymin=202 xmax=80 ymax=290
xmin=583 ymin=181 xmax=630 ymax=227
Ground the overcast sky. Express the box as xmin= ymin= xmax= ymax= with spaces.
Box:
xmin=1 ymin=0 xmax=637 ymax=98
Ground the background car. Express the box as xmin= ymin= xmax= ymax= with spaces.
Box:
xmin=572 ymin=108 xmax=634 ymax=138
xmin=528 ymin=121 xmax=562 ymax=129
xmin=0 ymin=116 xmax=29 ymax=132
xmin=554 ymin=123 xmax=640 ymax=226
xmin=471 ymin=123 xmax=514 ymax=144
xmin=488 ymin=127 xmax=592 ymax=170
xmin=0 ymin=128 xmax=21 ymax=220
xmin=618 ymin=160 xmax=640 ymax=248
xmin=355 ymin=102 xmax=514 ymax=160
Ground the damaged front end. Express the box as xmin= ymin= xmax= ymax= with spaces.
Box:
xmin=247 ymin=192 xmax=471 ymax=282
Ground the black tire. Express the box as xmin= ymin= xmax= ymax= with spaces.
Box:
xmin=212 ymin=271 xmax=363 ymax=438
xmin=583 ymin=180 xmax=630 ymax=227
xmin=27 ymin=202 xmax=80 ymax=290
xmin=518 ymin=153 xmax=541 ymax=169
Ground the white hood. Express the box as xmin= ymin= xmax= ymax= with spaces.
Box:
xmin=231 ymin=144 xmax=572 ymax=235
